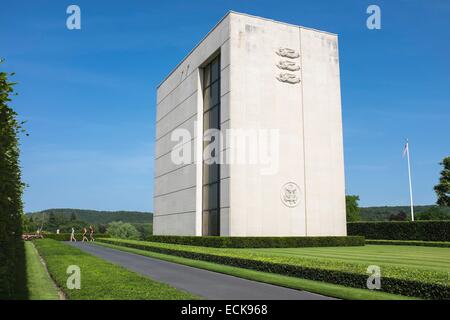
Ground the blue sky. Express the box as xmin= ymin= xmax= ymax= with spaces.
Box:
xmin=1 ymin=0 xmax=449 ymax=212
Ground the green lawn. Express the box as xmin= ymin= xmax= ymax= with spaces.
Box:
xmin=33 ymin=239 xmax=199 ymax=300
xmin=25 ymin=242 xmax=60 ymax=300
xmin=246 ymin=245 xmax=450 ymax=273
xmin=97 ymin=238 xmax=450 ymax=299
xmin=97 ymin=241 xmax=414 ymax=300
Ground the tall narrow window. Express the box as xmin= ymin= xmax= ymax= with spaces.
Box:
xmin=202 ymin=55 xmax=221 ymax=236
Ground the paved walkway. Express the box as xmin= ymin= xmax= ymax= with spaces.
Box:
xmin=67 ymin=242 xmax=334 ymax=300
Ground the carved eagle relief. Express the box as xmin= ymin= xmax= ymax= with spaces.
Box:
xmin=276 ymin=73 xmax=301 ymax=84
xmin=275 ymin=48 xmax=301 ymax=84
xmin=275 ymin=47 xmax=300 ymax=59
xmin=281 ymin=182 xmax=301 ymax=207
xmin=276 ymin=60 xmax=301 ymax=71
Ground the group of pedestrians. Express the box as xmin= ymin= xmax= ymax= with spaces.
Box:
xmin=70 ymin=225 xmax=95 ymax=242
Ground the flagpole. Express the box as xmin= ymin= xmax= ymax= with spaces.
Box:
xmin=405 ymin=140 xmax=415 ymax=221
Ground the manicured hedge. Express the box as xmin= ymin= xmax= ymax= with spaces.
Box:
xmin=0 ymin=66 xmax=27 ymax=299
xmin=365 ymin=239 xmax=450 ymax=248
xmin=145 ymin=235 xmax=365 ymax=248
xmin=0 ymin=241 xmax=26 ymax=299
xmin=98 ymin=238 xmax=450 ymax=300
xmin=40 ymin=233 xmax=110 ymax=241
xmin=348 ymin=221 xmax=450 ymax=241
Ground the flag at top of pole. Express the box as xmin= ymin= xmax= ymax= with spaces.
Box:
xmin=403 ymin=139 xmax=415 ymax=221
xmin=402 ymin=141 xmax=408 ymax=158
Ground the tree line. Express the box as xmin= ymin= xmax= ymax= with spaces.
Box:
xmin=23 ymin=212 xmax=153 ymax=240
xmin=346 ymin=159 xmax=450 ymax=222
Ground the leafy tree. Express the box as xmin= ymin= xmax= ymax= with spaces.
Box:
xmin=96 ymin=224 xmax=107 ymax=234
xmin=345 ymin=195 xmax=361 ymax=222
xmin=389 ymin=210 xmax=407 ymax=221
xmin=0 ymin=59 xmax=26 ymax=298
xmin=416 ymin=207 xmax=449 ymax=221
xmin=22 ymin=215 xmax=38 ymax=233
xmin=434 ymin=157 xmax=450 ymax=206
xmin=132 ymin=223 xmax=153 ymax=240
xmin=47 ymin=212 xmax=58 ymax=231
xmin=70 ymin=212 xmax=77 ymax=221
xmin=106 ymin=221 xmax=140 ymax=240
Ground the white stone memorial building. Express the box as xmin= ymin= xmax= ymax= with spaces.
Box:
xmin=153 ymin=12 xmax=346 ymax=237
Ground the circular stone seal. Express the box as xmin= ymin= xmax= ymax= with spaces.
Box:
xmin=280 ymin=182 xmax=301 ymax=208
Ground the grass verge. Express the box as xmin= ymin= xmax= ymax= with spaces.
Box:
xmin=96 ymin=241 xmax=414 ymax=300
xmin=25 ymin=241 xmax=60 ymax=300
xmin=96 ymin=238 xmax=450 ymax=300
xmin=33 ymin=239 xmax=199 ymax=300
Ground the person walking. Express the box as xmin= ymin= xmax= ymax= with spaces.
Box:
xmin=70 ymin=227 xmax=77 ymax=242
xmin=89 ymin=225 xmax=95 ymax=242
xmin=82 ymin=227 xmax=88 ymax=242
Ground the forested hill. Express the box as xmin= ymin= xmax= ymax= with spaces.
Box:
xmin=27 ymin=209 xmax=153 ymax=224
xmin=360 ymin=205 xmax=450 ymax=221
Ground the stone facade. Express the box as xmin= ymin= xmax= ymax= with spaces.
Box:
xmin=154 ymin=12 xmax=346 ymax=236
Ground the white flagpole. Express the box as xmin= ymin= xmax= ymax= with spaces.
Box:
xmin=405 ymin=140 xmax=414 ymax=221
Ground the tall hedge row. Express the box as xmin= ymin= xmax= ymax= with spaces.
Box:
xmin=0 ymin=63 xmax=27 ymax=299
xmin=146 ymin=235 xmax=365 ymax=248
xmin=347 ymin=221 xmax=450 ymax=241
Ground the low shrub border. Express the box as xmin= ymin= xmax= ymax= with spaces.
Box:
xmin=97 ymin=238 xmax=450 ymax=300
xmin=39 ymin=233 xmax=110 ymax=241
xmin=145 ymin=235 xmax=365 ymax=248
xmin=366 ymin=239 xmax=450 ymax=248
xmin=348 ymin=221 xmax=450 ymax=241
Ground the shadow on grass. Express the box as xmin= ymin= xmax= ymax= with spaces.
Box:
xmin=0 ymin=240 xmax=28 ymax=300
